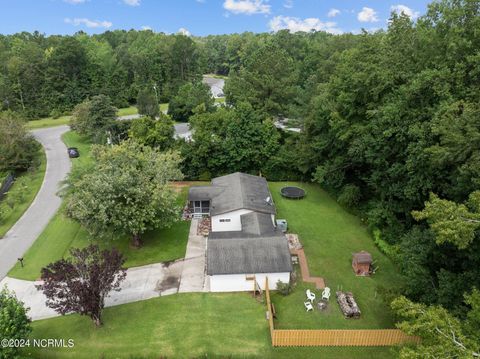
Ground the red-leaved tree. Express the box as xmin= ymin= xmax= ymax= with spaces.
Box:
xmin=36 ymin=245 xmax=126 ymax=326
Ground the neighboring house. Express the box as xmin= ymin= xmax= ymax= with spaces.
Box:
xmin=188 ymin=172 xmax=292 ymax=292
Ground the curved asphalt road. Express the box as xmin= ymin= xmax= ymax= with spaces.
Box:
xmin=0 ymin=125 xmax=71 ymax=280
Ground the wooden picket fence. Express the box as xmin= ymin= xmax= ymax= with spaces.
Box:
xmin=264 ymin=278 xmax=420 ymax=347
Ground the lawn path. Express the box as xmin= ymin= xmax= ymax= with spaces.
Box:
xmin=0 ymin=125 xmax=71 ymax=280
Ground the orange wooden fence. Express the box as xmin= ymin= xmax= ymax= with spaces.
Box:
xmin=264 ymin=278 xmax=420 ymax=347
xmin=271 ymin=329 xmax=419 ymax=347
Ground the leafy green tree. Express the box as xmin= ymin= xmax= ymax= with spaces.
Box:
xmin=0 ymin=112 xmax=40 ymax=172
xmin=70 ymin=95 xmax=117 ymax=142
xmin=392 ymin=295 xmax=480 ymax=359
xmin=168 ymin=81 xmax=214 ymax=122
xmin=128 ymin=115 xmax=175 ymax=151
xmin=183 ymin=102 xmax=280 ymax=178
xmin=137 ymin=87 xmax=159 ymax=119
xmin=412 ymin=191 xmax=480 ymax=249
xmin=0 ymin=288 xmax=31 ymax=359
xmin=65 ymin=140 xmax=183 ymax=247
xmin=224 ymin=42 xmax=297 ymax=116
xmin=43 ymin=36 xmax=90 ymax=112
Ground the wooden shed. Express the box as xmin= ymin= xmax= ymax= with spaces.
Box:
xmin=352 ymin=251 xmax=372 ymax=276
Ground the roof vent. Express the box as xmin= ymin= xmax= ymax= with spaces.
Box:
xmin=265 ymin=196 xmax=272 ymax=205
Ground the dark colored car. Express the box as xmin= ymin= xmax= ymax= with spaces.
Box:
xmin=67 ymin=147 xmax=80 ymax=158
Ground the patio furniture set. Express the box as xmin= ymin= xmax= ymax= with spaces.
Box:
xmin=304 ymin=287 xmax=331 ymax=312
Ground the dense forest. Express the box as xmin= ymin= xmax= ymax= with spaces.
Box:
xmin=1 ymin=0 xmax=479 ymax=356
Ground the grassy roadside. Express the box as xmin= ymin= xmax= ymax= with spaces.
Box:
xmin=28 ymin=101 xmax=223 ymax=129
xmin=26 ymin=116 xmax=71 ymax=130
xmin=0 ymin=149 xmax=47 ymax=238
xmin=27 ymin=104 xmax=171 ymax=130
xmin=8 ymin=131 xmax=190 ymax=280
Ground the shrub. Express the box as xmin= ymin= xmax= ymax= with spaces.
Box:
xmin=49 ymin=108 xmax=63 ymax=119
xmin=276 ymin=280 xmax=293 ymax=296
xmin=0 ymin=288 xmax=31 ymax=359
xmin=337 ymin=184 xmax=361 ymax=207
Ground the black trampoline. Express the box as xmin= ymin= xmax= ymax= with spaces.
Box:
xmin=280 ymin=186 xmax=306 ymax=199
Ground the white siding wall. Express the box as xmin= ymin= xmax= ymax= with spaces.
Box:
xmin=211 ymin=209 xmax=252 ymax=232
xmin=209 ymin=272 xmax=291 ymax=292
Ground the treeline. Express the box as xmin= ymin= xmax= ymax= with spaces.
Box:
xmin=0 ymin=28 xmax=357 ymax=119
xmin=0 ymin=31 xmax=204 ymax=118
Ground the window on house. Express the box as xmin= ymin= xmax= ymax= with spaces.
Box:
xmin=219 ymin=218 xmax=231 ymax=223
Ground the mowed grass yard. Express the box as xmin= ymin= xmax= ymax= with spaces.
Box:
xmin=0 ymin=149 xmax=46 ymax=238
xmin=25 ymin=293 xmax=396 ymax=359
xmin=269 ymin=182 xmax=404 ymax=330
xmin=8 ymin=131 xmax=190 ymax=281
xmin=21 ymin=179 xmax=401 ymax=358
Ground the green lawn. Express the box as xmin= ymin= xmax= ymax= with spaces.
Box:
xmin=24 ymin=293 xmax=396 ymax=359
xmin=268 ymin=182 xmax=404 ymax=330
xmin=26 ymin=104 xmax=171 ymax=130
xmin=12 ymin=159 xmax=402 ymax=357
xmin=26 ymin=116 xmax=71 ymax=130
xmin=117 ymin=103 xmax=169 ymax=117
xmin=0 ymin=149 xmax=47 ymax=238
xmin=8 ymin=131 xmax=190 ymax=280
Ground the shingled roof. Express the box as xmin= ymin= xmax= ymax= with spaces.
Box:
xmin=207 ymin=236 xmax=292 ymax=275
xmin=188 ymin=172 xmax=275 ymax=216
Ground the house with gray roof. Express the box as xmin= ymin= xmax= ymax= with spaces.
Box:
xmin=188 ymin=173 xmax=292 ymax=292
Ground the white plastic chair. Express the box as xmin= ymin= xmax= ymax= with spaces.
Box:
xmin=306 ymin=289 xmax=316 ymax=302
xmin=304 ymin=301 xmax=313 ymax=312
xmin=322 ymin=287 xmax=331 ymax=301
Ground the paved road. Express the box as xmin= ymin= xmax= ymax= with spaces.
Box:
xmin=202 ymin=75 xmax=225 ymax=98
xmin=0 ymin=125 xmax=71 ymax=280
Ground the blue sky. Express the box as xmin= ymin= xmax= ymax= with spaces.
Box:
xmin=0 ymin=0 xmax=431 ymax=36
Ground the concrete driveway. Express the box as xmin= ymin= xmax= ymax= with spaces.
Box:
xmin=0 ymin=125 xmax=71 ymax=280
xmin=178 ymin=219 xmax=208 ymax=292
xmin=0 ymin=220 xmax=208 ymax=320
xmin=0 ymin=260 xmax=184 ymax=320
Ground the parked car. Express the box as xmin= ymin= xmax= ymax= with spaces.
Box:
xmin=67 ymin=147 xmax=80 ymax=158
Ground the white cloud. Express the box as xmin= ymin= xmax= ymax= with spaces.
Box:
xmin=357 ymin=7 xmax=379 ymax=22
xmin=327 ymin=8 xmax=340 ymax=18
xmin=64 ymin=18 xmax=112 ymax=28
xmin=177 ymin=27 xmax=191 ymax=36
xmin=123 ymin=0 xmax=140 ymax=6
xmin=269 ymin=16 xmax=342 ymax=34
xmin=391 ymin=4 xmax=419 ymax=19
xmin=141 ymin=25 xmax=152 ymax=31
xmin=284 ymin=0 xmax=293 ymax=9
xmin=223 ymin=0 xmax=270 ymax=15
